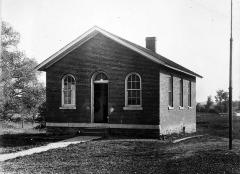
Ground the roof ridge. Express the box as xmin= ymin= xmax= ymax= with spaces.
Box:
xmin=36 ymin=26 xmax=202 ymax=78
xmin=100 ymin=28 xmax=202 ymax=78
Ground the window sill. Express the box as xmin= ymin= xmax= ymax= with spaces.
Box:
xmin=179 ymin=106 xmax=184 ymax=110
xmin=168 ymin=106 xmax=174 ymax=110
xmin=123 ymin=106 xmax=143 ymax=110
xmin=59 ymin=105 xmax=76 ymax=109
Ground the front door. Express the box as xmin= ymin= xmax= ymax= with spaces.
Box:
xmin=94 ymin=83 xmax=108 ymax=123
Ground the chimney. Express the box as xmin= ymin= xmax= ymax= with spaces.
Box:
xmin=145 ymin=37 xmax=156 ymax=52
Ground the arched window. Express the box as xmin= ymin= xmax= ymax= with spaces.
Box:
xmin=125 ymin=73 xmax=142 ymax=107
xmin=61 ymin=74 xmax=76 ymax=107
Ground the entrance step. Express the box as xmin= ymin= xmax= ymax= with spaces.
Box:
xmin=81 ymin=128 xmax=109 ymax=137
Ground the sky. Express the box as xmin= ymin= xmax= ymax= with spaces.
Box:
xmin=1 ymin=0 xmax=240 ymax=102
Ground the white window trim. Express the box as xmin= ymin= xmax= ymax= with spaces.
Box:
xmin=179 ymin=78 xmax=183 ymax=108
xmin=123 ymin=106 xmax=143 ymax=110
xmin=124 ymin=72 xmax=142 ymax=110
xmin=60 ymin=74 xmax=76 ymax=109
xmin=179 ymin=106 xmax=184 ymax=110
xmin=168 ymin=75 xmax=174 ymax=108
xmin=188 ymin=81 xmax=192 ymax=107
xmin=60 ymin=105 xmax=76 ymax=110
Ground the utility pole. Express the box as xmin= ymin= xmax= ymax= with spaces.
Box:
xmin=229 ymin=0 xmax=233 ymax=150
xmin=0 ymin=0 xmax=3 ymax=105
xmin=0 ymin=0 xmax=1 ymax=59
xmin=0 ymin=0 xmax=3 ymax=102
xmin=0 ymin=0 xmax=1 ymax=54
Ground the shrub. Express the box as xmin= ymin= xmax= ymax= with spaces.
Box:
xmin=35 ymin=101 xmax=46 ymax=127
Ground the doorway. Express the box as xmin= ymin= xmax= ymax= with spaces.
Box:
xmin=91 ymin=72 xmax=109 ymax=123
xmin=94 ymin=83 xmax=108 ymax=123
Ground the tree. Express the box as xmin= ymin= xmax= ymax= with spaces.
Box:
xmin=0 ymin=21 xmax=45 ymax=122
xmin=35 ymin=101 xmax=47 ymax=128
xmin=215 ymin=89 xmax=229 ymax=113
xmin=21 ymin=83 xmax=46 ymax=123
xmin=1 ymin=21 xmax=20 ymax=49
xmin=196 ymin=103 xmax=205 ymax=112
xmin=205 ymin=95 xmax=213 ymax=112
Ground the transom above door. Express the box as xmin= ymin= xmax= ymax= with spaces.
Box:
xmin=94 ymin=72 xmax=109 ymax=83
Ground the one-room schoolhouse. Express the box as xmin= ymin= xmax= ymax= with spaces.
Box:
xmin=36 ymin=26 xmax=202 ymax=137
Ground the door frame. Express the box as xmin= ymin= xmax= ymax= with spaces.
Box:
xmin=91 ymin=72 xmax=109 ymax=123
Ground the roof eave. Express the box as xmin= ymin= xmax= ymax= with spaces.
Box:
xmin=197 ymin=74 xmax=203 ymax=78
xmin=36 ymin=26 xmax=203 ymax=78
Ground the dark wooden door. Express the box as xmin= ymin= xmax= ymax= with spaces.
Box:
xmin=94 ymin=83 xmax=108 ymax=123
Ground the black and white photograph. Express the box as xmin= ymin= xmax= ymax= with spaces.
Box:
xmin=0 ymin=0 xmax=240 ymax=173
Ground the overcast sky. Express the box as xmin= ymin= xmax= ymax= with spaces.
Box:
xmin=2 ymin=0 xmax=240 ymax=102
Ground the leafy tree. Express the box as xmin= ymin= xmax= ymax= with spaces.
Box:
xmin=215 ymin=89 xmax=229 ymax=113
xmin=1 ymin=21 xmax=20 ymax=49
xmin=196 ymin=103 xmax=205 ymax=112
xmin=35 ymin=101 xmax=47 ymax=128
xmin=205 ymin=95 xmax=213 ymax=112
xmin=21 ymin=83 xmax=46 ymax=123
xmin=0 ymin=21 xmax=45 ymax=122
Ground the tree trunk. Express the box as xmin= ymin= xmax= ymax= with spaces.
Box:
xmin=32 ymin=114 xmax=34 ymax=126
xmin=220 ymin=101 xmax=223 ymax=113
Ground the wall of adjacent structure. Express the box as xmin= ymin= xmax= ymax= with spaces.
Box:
xmin=159 ymin=71 xmax=196 ymax=134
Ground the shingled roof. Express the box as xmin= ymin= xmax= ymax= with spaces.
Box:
xmin=36 ymin=26 xmax=202 ymax=78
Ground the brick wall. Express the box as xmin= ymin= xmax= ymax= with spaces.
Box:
xmin=159 ymin=72 xmax=196 ymax=134
xmin=45 ymin=31 xmax=197 ymax=134
xmin=46 ymin=33 xmax=160 ymax=125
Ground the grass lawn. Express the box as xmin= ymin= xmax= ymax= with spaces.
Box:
xmin=197 ymin=113 xmax=240 ymax=139
xmin=0 ymin=120 xmax=46 ymax=135
xmin=0 ymin=121 xmax=75 ymax=154
xmin=1 ymin=135 xmax=240 ymax=174
xmin=1 ymin=113 xmax=240 ymax=173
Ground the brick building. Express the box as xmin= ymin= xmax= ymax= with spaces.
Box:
xmin=36 ymin=26 xmax=202 ymax=137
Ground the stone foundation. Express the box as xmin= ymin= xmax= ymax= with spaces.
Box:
xmin=47 ymin=127 xmax=83 ymax=135
xmin=109 ymin=128 xmax=160 ymax=138
xmin=47 ymin=126 xmax=160 ymax=138
xmin=159 ymin=123 xmax=196 ymax=135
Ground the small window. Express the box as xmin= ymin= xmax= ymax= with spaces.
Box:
xmin=125 ymin=73 xmax=142 ymax=106
xmin=62 ymin=74 xmax=76 ymax=107
xmin=179 ymin=79 xmax=183 ymax=107
xmin=168 ymin=75 xmax=173 ymax=107
xmin=188 ymin=81 xmax=192 ymax=107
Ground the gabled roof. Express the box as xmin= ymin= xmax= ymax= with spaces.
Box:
xmin=36 ymin=26 xmax=202 ymax=78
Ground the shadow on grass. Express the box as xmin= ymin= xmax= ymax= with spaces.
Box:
xmin=0 ymin=133 xmax=76 ymax=147
xmin=0 ymin=133 xmax=78 ymax=154
xmin=0 ymin=133 xmax=47 ymax=147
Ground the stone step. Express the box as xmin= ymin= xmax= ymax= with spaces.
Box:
xmin=81 ymin=128 xmax=109 ymax=137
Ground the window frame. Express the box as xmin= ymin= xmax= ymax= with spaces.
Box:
xmin=179 ymin=78 xmax=184 ymax=108
xmin=60 ymin=74 xmax=76 ymax=109
xmin=124 ymin=72 xmax=142 ymax=110
xmin=188 ymin=81 xmax=192 ymax=108
xmin=168 ymin=75 xmax=174 ymax=109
